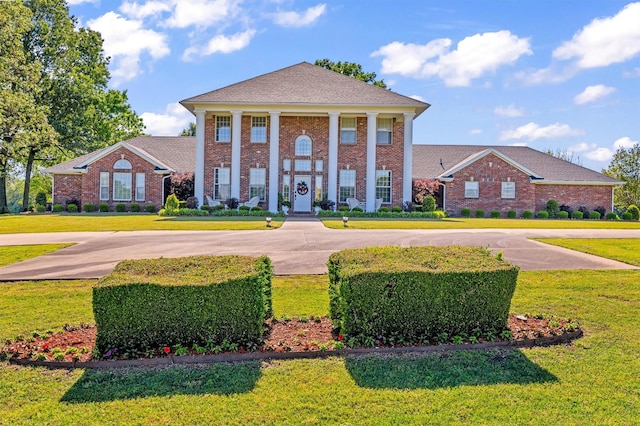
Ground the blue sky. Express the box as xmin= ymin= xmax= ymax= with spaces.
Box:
xmin=67 ymin=0 xmax=640 ymax=172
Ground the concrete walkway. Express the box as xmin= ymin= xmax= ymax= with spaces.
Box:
xmin=0 ymin=217 xmax=638 ymax=280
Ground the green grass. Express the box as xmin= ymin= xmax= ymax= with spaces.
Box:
xmin=0 ymin=244 xmax=74 ymax=268
xmin=0 ymin=214 xmax=283 ymax=234
xmin=536 ymin=238 xmax=640 ymax=266
xmin=322 ymin=217 xmax=640 ymax=229
xmin=1 ymin=251 xmax=639 ymax=423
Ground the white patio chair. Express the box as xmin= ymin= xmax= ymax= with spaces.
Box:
xmin=240 ymin=196 xmax=260 ymax=209
xmin=205 ymin=195 xmax=221 ymax=207
xmin=375 ymin=198 xmax=383 ymax=211
xmin=346 ymin=198 xmax=362 ymax=211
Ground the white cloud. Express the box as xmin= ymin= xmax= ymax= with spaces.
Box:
xmin=87 ymin=12 xmax=170 ymax=84
xmin=141 ymin=102 xmax=192 ymax=136
xmin=553 ymin=3 xmax=640 ymax=69
xmin=499 ymin=122 xmax=583 ymax=141
xmin=273 ymin=4 xmax=326 ymax=28
xmin=574 ymin=84 xmax=616 ymax=105
xmin=409 ymin=94 xmax=425 ymax=102
xmin=163 ymin=0 xmax=239 ymax=29
xmin=623 ymin=67 xmax=640 ymax=78
xmin=182 ymin=29 xmax=256 ymax=61
xmin=494 ymin=104 xmax=524 ymax=117
xmin=469 ymin=129 xmax=483 ymax=135
xmin=120 ymin=1 xmax=171 ymax=19
xmin=613 ymin=136 xmax=639 ymax=149
xmin=584 ymin=147 xmax=614 ymax=161
xmin=372 ymin=31 xmax=531 ymax=87
xmin=569 ymin=142 xmax=596 ymax=152
xmin=508 ymin=142 xmax=528 ymax=147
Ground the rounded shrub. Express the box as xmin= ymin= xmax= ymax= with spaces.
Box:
xmin=622 ymin=212 xmax=633 ymax=220
xmin=36 ymin=204 xmax=46 ymax=213
xmin=185 ymin=196 xmax=198 ymax=209
xmin=99 ymin=203 xmax=109 ymax=212
xmin=461 ymin=208 xmax=471 ymax=218
xmin=507 ymin=209 xmax=517 ymax=218
xmin=67 ymin=203 xmax=78 ymax=213
xmin=52 ymin=203 xmax=63 ymax=213
xmin=557 ymin=210 xmax=569 ymax=219
xmin=378 ymin=207 xmax=389 ymax=213
xmin=490 ymin=210 xmax=501 ymax=218
xmin=145 ymin=204 xmax=156 ymax=213
xmin=627 ymin=204 xmax=640 ymax=220
xmin=213 ymin=204 xmax=225 ymax=211
xmin=572 ymin=210 xmax=584 ymax=220
xmin=423 ymin=195 xmax=436 ymax=212
xmin=352 ymin=206 xmax=363 ymax=212
xmin=115 ymin=203 xmax=126 ymax=212
xmin=250 ymin=206 xmax=263 ymax=212
xmin=606 ymin=212 xmax=619 ymax=220
xmin=522 ymin=210 xmax=533 ymax=219
xmin=545 ymin=199 xmax=559 ymax=218
xmin=392 ymin=206 xmax=402 ymax=213
xmin=200 ymin=205 xmax=211 ymax=213
xmin=83 ymin=203 xmax=95 ymax=213
xmin=130 ymin=203 xmax=141 ymax=212
xmin=165 ymin=194 xmax=179 ymax=210
xmin=537 ymin=210 xmax=549 ymax=219
xmin=239 ymin=205 xmax=250 ymax=211
xmin=35 ymin=191 xmax=48 ymax=208
xmin=474 ymin=209 xmax=485 ymax=218
xmin=589 ymin=211 xmax=601 ymax=220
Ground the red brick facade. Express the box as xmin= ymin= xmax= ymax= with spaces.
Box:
xmin=443 ymin=153 xmax=614 ymax=216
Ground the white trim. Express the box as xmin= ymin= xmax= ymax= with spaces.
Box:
xmin=231 ymin=110 xmax=243 ymax=199
xmin=268 ymin=111 xmax=280 ymax=212
xmin=366 ymin=112 xmax=378 ymax=212
xmin=194 ymin=109 xmax=206 ymax=205
xmin=74 ymin=141 xmax=173 ymax=172
xmin=403 ymin=112 xmax=414 ymax=205
xmin=532 ymin=180 xmax=623 ymax=186
xmin=328 ymin=112 xmax=339 ymax=206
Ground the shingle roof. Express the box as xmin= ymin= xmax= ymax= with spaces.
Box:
xmin=180 ymin=62 xmax=429 ymax=115
xmin=46 ymin=136 xmax=195 ymax=174
xmin=413 ymin=145 xmax=621 ymax=184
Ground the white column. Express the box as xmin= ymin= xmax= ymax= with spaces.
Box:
xmin=403 ymin=112 xmax=415 ymax=205
xmin=194 ymin=109 xmax=206 ymax=206
xmin=366 ymin=112 xmax=378 ymax=212
xmin=268 ymin=111 xmax=280 ymax=212
xmin=328 ymin=112 xmax=339 ymax=207
xmin=230 ymin=110 xmax=242 ymax=199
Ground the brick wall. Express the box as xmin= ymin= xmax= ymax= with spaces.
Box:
xmin=534 ymin=184 xmax=613 ymax=213
xmin=52 ymin=175 xmax=83 ymax=207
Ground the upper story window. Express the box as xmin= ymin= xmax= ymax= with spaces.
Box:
xmin=295 ymin=135 xmax=312 ymax=156
xmin=340 ymin=117 xmax=356 ymax=144
xmin=465 ymin=181 xmax=479 ymax=198
xmin=114 ymin=159 xmax=132 ymax=169
xmin=215 ymin=116 xmax=231 ymax=142
xmin=251 ymin=116 xmax=267 ymax=142
xmin=376 ymin=118 xmax=393 ymax=145
xmin=501 ymin=181 xmax=515 ymax=199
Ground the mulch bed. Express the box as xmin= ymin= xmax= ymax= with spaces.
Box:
xmin=1 ymin=315 xmax=579 ymax=365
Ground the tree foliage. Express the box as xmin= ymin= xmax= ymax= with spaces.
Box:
xmin=412 ymin=179 xmax=440 ymax=204
xmin=603 ymin=144 xmax=640 ymax=208
xmin=180 ymin=122 xmax=196 ymax=136
xmin=314 ymin=59 xmax=387 ymax=88
xmin=545 ymin=148 xmax=582 ymax=166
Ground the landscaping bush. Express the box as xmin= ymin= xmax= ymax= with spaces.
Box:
xmin=35 ymin=191 xmax=47 ymax=208
xmin=593 ymin=206 xmax=606 ymax=218
xmin=422 ymin=195 xmax=436 ymax=212
xmin=320 ymin=199 xmax=335 ymax=211
xmin=213 ymin=204 xmax=225 ymax=211
xmin=328 ymin=246 xmax=519 ymax=345
xmin=351 ymin=206 xmax=363 ymax=212
xmin=250 ymin=206 xmax=263 ymax=212
xmin=35 ymin=204 xmax=46 ymax=213
xmin=474 ymin=209 xmax=485 ymax=218
xmin=403 ymin=201 xmax=416 ymax=212
xmin=606 ymin=212 xmax=619 ymax=220
xmin=490 ymin=210 xmax=501 ymax=218
xmin=185 ymin=196 xmax=199 ymax=209
xmin=572 ymin=210 xmax=584 ymax=220
xmin=93 ymin=255 xmax=273 ymax=355
xmin=522 ymin=210 xmax=533 ymax=219
xmin=622 ymin=212 xmax=633 ymax=220
xmin=165 ymin=194 xmax=180 ymax=210
xmin=545 ymin=199 xmax=559 ymax=218
xmin=66 ymin=203 xmax=78 ymax=213
xmin=559 ymin=204 xmax=573 ymax=216
xmin=115 ymin=203 xmax=126 ymax=213
xmin=627 ymin=204 xmax=640 ymax=220
xmin=507 ymin=209 xmax=517 ymax=218
xmin=461 ymin=208 xmax=471 ymax=218
xmin=83 ymin=203 xmax=95 ymax=213
xmin=338 ymin=205 xmax=350 ymax=212
xmin=537 ymin=211 xmax=549 ymax=219
xmin=391 ymin=206 xmax=402 ymax=213
xmin=145 ymin=204 xmax=156 ymax=213
xmin=239 ymin=205 xmax=250 ymax=211
xmin=99 ymin=203 xmax=109 ymax=212
xmin=589 ymin=211 xmax=601 ymax=220
xmin=225 ymin=198 xmax=239 ymax=210
xmin=578 ymin=206 xmax=589 ymax=218
xmin=558 ymin=210 xmax=569 ymax=219
xmin=52 ymin=203 xmax=63 ymax=213
xmin=200 ymin=205 xmax=211 ymax=213
xmin=378 ymin=207 xmax=389 ymax=213
xmin=130 ymin=203 xmax=141 ymax=213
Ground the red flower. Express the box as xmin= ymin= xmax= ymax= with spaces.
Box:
xmin=338 ymin=334 xmax=344 ymax=341
xmin=163 ymin=346 xmax=171 ymax=354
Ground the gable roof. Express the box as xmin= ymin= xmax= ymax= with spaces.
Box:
xmin=413 ymin=145 xmax=622 ymax=185
xmin=180 ymin=62 xmax=429 ymax=116
xmin=46 ymin=136 xmax=195 ymax=174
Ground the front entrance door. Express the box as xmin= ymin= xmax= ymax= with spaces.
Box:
xmin=293 ymin=175 xmax=312 ymax=212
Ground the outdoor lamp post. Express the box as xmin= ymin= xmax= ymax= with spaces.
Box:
xmin=266 ymin=217 xmax=272 ymax=227
xmin=342 ymin=216 xmax=349 ymax=227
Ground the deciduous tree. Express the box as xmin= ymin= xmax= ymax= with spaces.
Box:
xmin=603 ymin=144 xmax=640 ymax=208
xmin=314 ymin=59 xmax=387 ymax=88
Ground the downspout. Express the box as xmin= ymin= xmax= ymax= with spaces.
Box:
xmin=441 ymin=182 xmax=446 ymax=212
xmin=50 ymin=175 xmax=55 ymax=212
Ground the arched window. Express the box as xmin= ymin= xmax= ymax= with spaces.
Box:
xmin=295 ymin=135 xmax=312 ymax=156
xmin=114 ymin=159 xmax=132 ymax=169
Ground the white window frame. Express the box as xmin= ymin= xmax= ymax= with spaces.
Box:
xmin=135 ymin=173 xmax=145 ymax=201
xmin=114 ymin=159 xmax=132 ymax=169
xmin=340 ymin=117 xmax=356 ymax=144
xmin=315 ymin=160 xmax=324 ymax=172
xmin=376 ymin=118 xmax=393 ymax=145
xmin=251 ymin=116 xmax=267 ymax=143
xmin=100 ymin=172 xmax=109 ymax=200
xmin=282 ymin=175 xmax=291 ymax=203
xmin=113 ymin=172 xmax=132 ymax=201
xmin=339 ymin=169 xmax=356 ymax=203
xmin=249 ymin=168 xmax=266 ymax=201
xmin=295 ymin=160 xmax=312 ymax=172
xmin=465 ymin=181 xmax=479 ymax=198
xmin=214 ymin=167 xmax=230 ymax=200
xmin=375 ymin=170 xmax=392 ymax=203
xmin=315 ymin=175 xmax=323 ymax=202
xmin=215 ymin=116 xmax=231 ymax=142
xmin=501 ymin=181 xmax=516 ymax=199
xmin=282 ymin=159 xmax=291 ymax=172
xmin=295 ymin=135 xmax=312 ymax=156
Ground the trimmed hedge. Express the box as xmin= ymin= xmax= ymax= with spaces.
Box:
xmin=328 ymin=246 xmax=519 ymax=346
xmin=317 ymin=210 xmax=446 ymax=219
xmin=93 ymin=255 xmax=273 ymax=355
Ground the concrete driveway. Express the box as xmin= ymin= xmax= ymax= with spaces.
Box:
xmin=0 ymin=217 xmax=638 ymax=280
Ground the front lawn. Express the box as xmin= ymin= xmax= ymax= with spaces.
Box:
xmin=535 ymin=238 xmax=640 ymax=267
xmin=0 ymin=214 xmax=283 ymax=234
xmin=1 ymin=268 xmax=638 ymax=424
xmin=0 ymin=244 xmax=74 ymax=268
